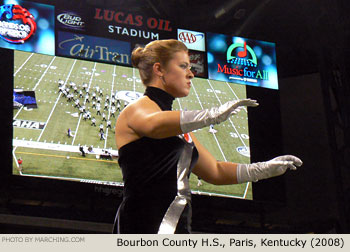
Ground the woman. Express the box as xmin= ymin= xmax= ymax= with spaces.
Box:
xmin=113 ymin=39 xmax=302 ymax=234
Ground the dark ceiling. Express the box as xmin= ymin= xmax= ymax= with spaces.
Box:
xmin=35 ymin=0 xmax=349 ymax=78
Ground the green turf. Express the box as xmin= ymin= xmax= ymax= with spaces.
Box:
xmin=13 ymin=51 xmax=253 ymax=200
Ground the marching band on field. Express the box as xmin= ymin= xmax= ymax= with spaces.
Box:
xmin=58 ymin=79 xmax=124 ymax=142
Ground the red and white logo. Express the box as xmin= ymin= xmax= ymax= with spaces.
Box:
xmin=183 ymin=133 xmax=193 ymax=143
xmin=0 ymin=4 xmax=37 ymax=44
xmin=177 ymin=29 xmax=205 ymax=52
xmin=179 ymin=31 xmax=197 ymax=44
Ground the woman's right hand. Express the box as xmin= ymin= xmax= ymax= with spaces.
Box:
xmin=180 ymin=99 xmax=258 ymax=133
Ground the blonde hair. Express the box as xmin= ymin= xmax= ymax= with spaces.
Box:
xmin=131 ymin=39 xmax=188 ymax=85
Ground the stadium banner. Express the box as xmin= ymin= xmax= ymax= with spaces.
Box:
xmin=207 ymin=32 xmax=278 ymax=89
xmin=56 ymin=30 xmax=131 ymax=65
xmin=85 ymin=6 xmax=177 ymax=45
xmin=55 ymin=9 xmax=86 ymax=32
xmin=0 ymin=0 xmax=55 ymax=55
xmin=177 ymin=29 xmax=206 ymax=52
xmin=188 ymin=50 xmax=207 ymax=78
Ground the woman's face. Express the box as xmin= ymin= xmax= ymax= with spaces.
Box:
xmin=161 ymin=51 xmax=194 ymax=97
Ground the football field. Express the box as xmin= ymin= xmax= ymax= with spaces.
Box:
xmin=12 ymin=50 xmax=253 ymax=199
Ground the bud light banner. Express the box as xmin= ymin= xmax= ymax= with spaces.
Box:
xmin=55 ymin=9 xmax=86 ymax=31
xmin=0 ymin=0 xmax=54 ymax=55
xmin=56 ymin=31 xmax=131 ymax=65
xmin=207 ymin=32 xmax=278 ymax=89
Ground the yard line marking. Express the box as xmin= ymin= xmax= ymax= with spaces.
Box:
xmin=226 ymin=81 xmax=247 ymax=113
xmin=12 ymin=146 xmax=19 ymax=169
xmin=132 ymin=67 xmax=136 ymax=92
xmin=19 ymin=173 xmax=122 ymax=185
xmin=13 ymin=54 xmax=55 ymax=120
xmin=37 ymin=59 xmax=77 ymax=142
xmin=217 ymin=81 xmax=251 ymax=199
xmin=16 ymin=151 xmax=117 ymax=163
xmin=242 ymin=180 xmax=250 ymax=199
xmin=191 ymin=80 xmax=227 ymax=161
xmin=32 ymin=56 xmax=56 ymax=91
xmin=191 ymin=190 xmax=245 ymax=199
xmin=13 ymin=105 xmax=23 ymax=119
xmin=17 ymin=164 xmax=122 ymax=186
xmin=72 ymin=62 xmax=97 ymax=145
xmin=176 ymin=98 xmax=183 ymax=110
xmin=207 ymin=79 xmax=247 ymax=148
xmin=104 ymin=65 xmax=117 ymax=149
xmin=14 ymin=52 xmax=33 ymax=76
xmin=13 ymin=139 xmax=118 ymax=156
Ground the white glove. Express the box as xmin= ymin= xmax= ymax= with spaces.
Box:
xmin=236 ymin=155 xmax=303 ymax=183
xmin=180 ymin=99 xmax=258 ymax=133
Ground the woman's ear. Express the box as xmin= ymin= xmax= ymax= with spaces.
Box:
xmin=153 ymin=62 xmax=163 ymax=78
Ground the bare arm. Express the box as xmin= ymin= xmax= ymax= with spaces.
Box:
xmin=126 ymin=97 xmax=183 ymax=139
xmin=191 ymin=132 xmax=239 ymax=185
xmin=119 ymin=96 xmax=258 ymax=141
xmin=191 ymin=132 xmax=303 ymax=184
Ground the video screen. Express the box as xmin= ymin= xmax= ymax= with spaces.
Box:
xmin=12 ymin=50 xmax=253 ymax=199
xmin=0 ymin=0 xmax=55 ymax=55
xmin=207 ymin=32 xmax=278 ymax=90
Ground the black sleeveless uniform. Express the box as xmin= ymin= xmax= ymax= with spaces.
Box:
xmin=113 ymin=87 xmax=199 ymax=234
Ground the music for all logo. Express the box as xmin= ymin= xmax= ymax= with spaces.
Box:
xmin=217 ymin=40 xmax=269 ymax=83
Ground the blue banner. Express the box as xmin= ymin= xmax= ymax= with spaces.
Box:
xmin=207 ymin=32 xmax=278 ymax=89
xmin=56 ymin=31 xmax=131 ymax=65
xmin=0 ymin=0 xmax=54 ymax=55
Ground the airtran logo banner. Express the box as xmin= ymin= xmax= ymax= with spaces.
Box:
xmin=56 ymin=31 xmax=131 ymax=65
xmin=207 ymin=32 xmax=278 ymax=89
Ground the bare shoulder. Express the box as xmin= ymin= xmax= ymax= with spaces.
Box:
xmin=115 ymin=96 xmax=160 ymax=149
xmin=124 ymin=96 xmax=161 ymax=116
xmin=117 ymin=96 xmax=159 ymax=124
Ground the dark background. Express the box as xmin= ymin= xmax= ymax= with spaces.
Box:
xmin=0 ymin=0 xmax=349 ymax=233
